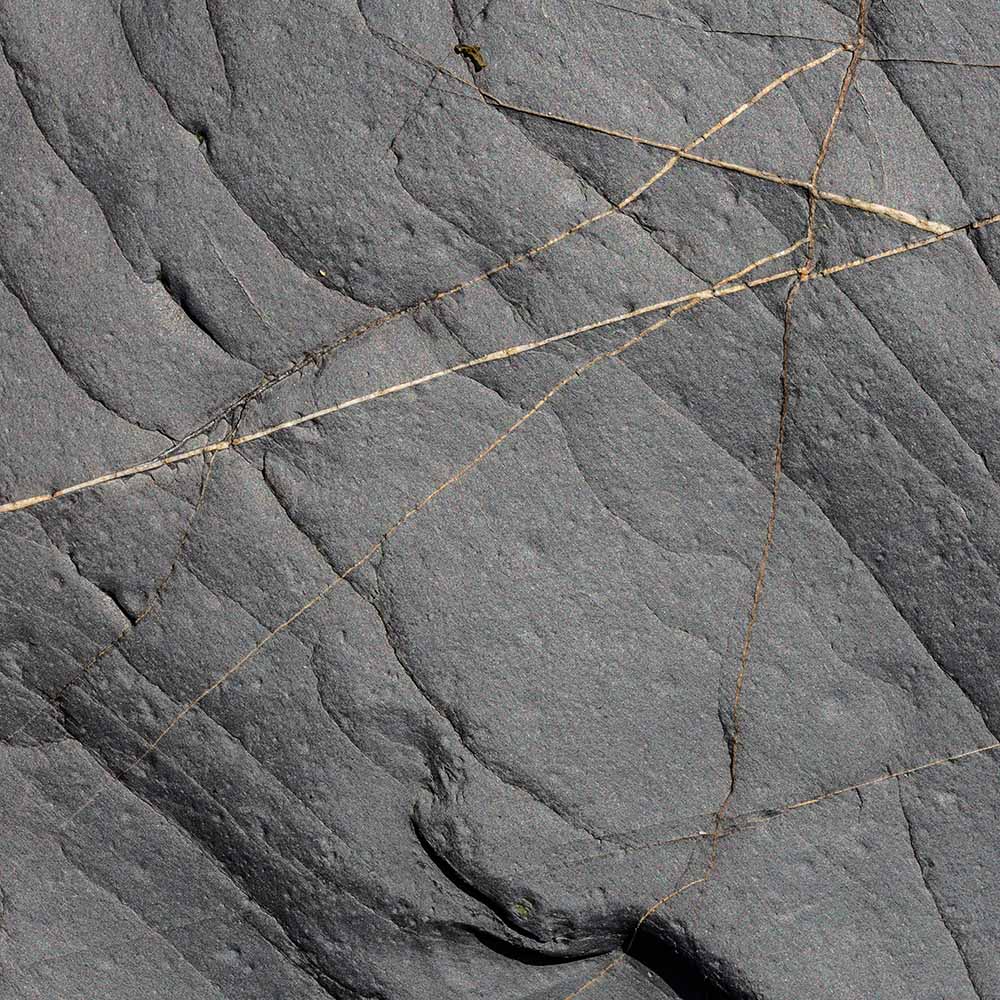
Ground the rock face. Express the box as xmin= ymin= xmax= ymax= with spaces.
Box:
xmin=1 ymin=1 xmax=999 ymax=997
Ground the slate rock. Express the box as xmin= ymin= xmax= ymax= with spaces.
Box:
xmin=1 ymin=1 xmax=999 ymax=998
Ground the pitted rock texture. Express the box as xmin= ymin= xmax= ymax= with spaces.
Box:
xmin=1 ymin=2 xmax=999 ymax=999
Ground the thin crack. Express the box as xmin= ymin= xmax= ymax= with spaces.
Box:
xmin=256 ymin=445 xmax=604 ymax=842
xmin=897 ymin=780 xmax=984 ymax=1000
xmin=203 ymin=0 xmax=234 ymax=107
xmin=876 ymin=62 xmax=1000 ymax=301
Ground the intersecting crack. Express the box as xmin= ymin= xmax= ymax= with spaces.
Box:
xmin=5 ymin=2 xmax=1000 ymax=997
xmin=875 ymin=63 xmax=1000 ymax=297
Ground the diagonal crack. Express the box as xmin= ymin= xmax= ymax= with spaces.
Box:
xmin=876 ymin=62 xmax=1000 ymax=301
xmin=255 ymin=447 xmax=605 ymax=844
xmin=897 ymin=781 xmax=984 ymax=1000
xmin=203 ymin=0 xmax=234 ymax=107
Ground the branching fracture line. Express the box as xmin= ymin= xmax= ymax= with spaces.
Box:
xmin=785 ymin=740 xmax=1000 ymax=810
xmin=718 ymin=0 xmax=869 ymax=842
xmin=9 ymin=12 xmax=998 ymax=992
xmin=147 ymin=45 xmax=845 ymax=464
xmin=526 ymin=739 xmax=1000 ymax=874
xmin=561 ymin=7 xmax=876 ymax=998
xmin=3 ymin=417 xmax=242 ymax=743
xmin=3 ymin=209 xmax=996 ymax=519
xmin=2 ymin=45 xmax=942 ymax=508
xmin=56 ymin=241 xmax=802 ymax=830
xmin=400 ymin=52 xmax=953 ymax=238
xmin=445 ymin=74 xmax=950 ymax=236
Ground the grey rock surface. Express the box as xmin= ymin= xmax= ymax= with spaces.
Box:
xmin=1 ymin=1 xmax=999 ymax=998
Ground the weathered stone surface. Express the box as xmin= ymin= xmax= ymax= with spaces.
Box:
xmin=2 ymin=2 xmax=999 ymax=998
